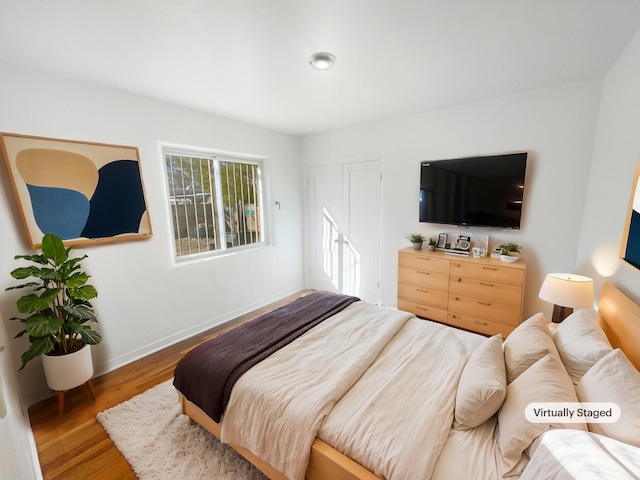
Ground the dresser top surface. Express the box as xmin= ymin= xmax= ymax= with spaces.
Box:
xmin=399 ymin=246 xmax=526 ymax=270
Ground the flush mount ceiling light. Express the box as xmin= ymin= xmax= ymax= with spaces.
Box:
xmin=308 ymin=52 xmax=336 ymax=70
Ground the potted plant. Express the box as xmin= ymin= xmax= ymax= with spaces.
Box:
xmin=406 ymin=234 xmax=425 ymax=250
xmin=6 ymin=233 xmax=101 ymax=391
xmin=498 ymin=242 xmax=522 ymax=263
xmin=427 ymin=237 xmax=437 ymax=251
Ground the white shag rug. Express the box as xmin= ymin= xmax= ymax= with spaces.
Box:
xmin=97 ymin=380 xmax=267 ymax=480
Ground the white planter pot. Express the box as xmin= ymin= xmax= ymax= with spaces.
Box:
xmin=42 ymin=343 xmax=94 ymax=391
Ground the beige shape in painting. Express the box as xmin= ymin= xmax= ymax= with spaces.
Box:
xmin=15 ymin=148 xmax=99 ymax=199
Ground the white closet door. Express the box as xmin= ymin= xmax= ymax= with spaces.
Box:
xmin=308 ymin=160 xmax=381 ymax=303
xmin=342 ymin=161 xmax=381 ymax=302
xmin=308 ymin=164 xmax=343 ymax=294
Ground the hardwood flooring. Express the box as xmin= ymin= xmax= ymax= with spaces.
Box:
xmin=28 ymin=290 xmax=311 ymax=480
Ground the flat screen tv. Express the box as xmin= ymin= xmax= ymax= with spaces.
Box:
xmin=419 ymin=152 xmax=527 ymax=229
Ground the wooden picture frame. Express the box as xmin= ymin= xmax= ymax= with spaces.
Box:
xmin=0 ymin=132 xmax=152 ymax=249
xmin=620 ymin=156 xmax=640 ymax=269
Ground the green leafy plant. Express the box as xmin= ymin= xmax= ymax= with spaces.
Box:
xmin=6 ymin=233 xmax=102 ymax=369
xmin=428 ymin=237 xmax=437 ymax=246
xmin=406 ymin=234 xmax=425 ymax=243
xmin=499 ymin=242 xmax=522 ymax=255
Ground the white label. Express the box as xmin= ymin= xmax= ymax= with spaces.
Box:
xmin=525 ymin=402 xmax=621 ymax=423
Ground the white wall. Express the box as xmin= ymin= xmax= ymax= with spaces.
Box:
xmin=301 ymin=80 xmax=603 ymax=319
xmin=577 ymin=30 xmax=640 ymax=303
xmin=0 ymin=61 xmax=305 ymax=406
xmin=0 ymin=313 xmax=41 ymax=480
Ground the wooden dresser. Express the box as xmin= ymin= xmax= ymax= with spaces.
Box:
xmin=397 ymin=247 xmax=526 ymax=336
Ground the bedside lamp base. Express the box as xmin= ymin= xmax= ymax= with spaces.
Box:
xmin=551 ymin=304 xmax=574 ymax=323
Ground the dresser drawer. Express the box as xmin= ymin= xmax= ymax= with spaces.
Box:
xmin=397 ymin=247 xmax=526 ymax=337
xmin=449 ymin=276 xmax=522 ymax=308
xmin=448 ymin=294 xmax=520 ymax=326
xmin=398 ymin=252 xmax=450 ymax=275
xmin=449 ymin=261 xmax=524 ymax=286
xmin=447 ymin=312 xmax=516 ymax=337
xmin=398 ymin=267 xmax=449 ymax=291
xmin=398 ymin=283 xmax=449 ymax=310
xmin=398 ymin=299 xmax=448 ymax=323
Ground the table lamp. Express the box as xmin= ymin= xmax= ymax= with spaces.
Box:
xmin=538 ymin=273 xmax=594 ymax=323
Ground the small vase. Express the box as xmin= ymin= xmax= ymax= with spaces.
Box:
xmin=412 ymin=242 xmax=423 ymax=250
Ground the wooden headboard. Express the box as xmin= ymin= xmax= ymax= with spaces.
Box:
xmin=596 ymin=282 xmax=640 ymax=371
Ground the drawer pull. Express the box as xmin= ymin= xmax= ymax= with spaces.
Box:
xmin=477 ymin=300 xmax=492 ymax=306
xmin=417 ymin=288 xmax=429 ymax=293
xmin=482 ymin=266 xmax=498 ymax=271
xmin=417 ymin=256 xmax=431 ymax=261
xmin=474 ymin=320 xmax=488 ymax=326
xmin=479 ymin=282 xmax=494 ymax=287
xmin=416 ymin=306 xmax=430 ymax=311
xmin=417 ymin=271 xmax=430 ymax=275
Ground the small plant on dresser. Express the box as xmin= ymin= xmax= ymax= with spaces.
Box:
xmin=406 ymin=234 xmax=426 ymax=250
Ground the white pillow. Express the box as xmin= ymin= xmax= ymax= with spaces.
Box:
xmin=576 ymin=349 xmax=640 ymax=447
xmin=503 ymin=312 xmax=558 ymax=383
xmin=521 ymin=429 xmax=640 ymax=480
xmin=454 ymin=334 xmax=506 ymax=429
xmin=496 ymin=353 xmax=586 ymax=476
xmin=553 ymin=308 xmax=612 ymax=385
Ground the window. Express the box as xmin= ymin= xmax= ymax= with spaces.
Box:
xmin=164 ymin=148 xmax=265 ymax=258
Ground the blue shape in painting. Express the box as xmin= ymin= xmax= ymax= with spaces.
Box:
xmin=26 ymin=185 xmax=90 ymax=240
xmin=81 ymin=160 xmax=147 ymax=238
xmin=624 ymin=208 xmax=640 ymax=269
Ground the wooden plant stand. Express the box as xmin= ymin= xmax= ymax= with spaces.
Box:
xmin=56 ymin=379 xmax=97 ymax=415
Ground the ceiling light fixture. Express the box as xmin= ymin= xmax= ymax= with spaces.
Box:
xmin=309 ymin=52 xmax=336 ymax=70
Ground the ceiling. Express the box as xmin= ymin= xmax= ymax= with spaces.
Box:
xmin=1 ymin=1 xmax=640 ymax=136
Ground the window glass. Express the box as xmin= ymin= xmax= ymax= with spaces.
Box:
xmin=164 ymin=150 xmax=264 ymax=258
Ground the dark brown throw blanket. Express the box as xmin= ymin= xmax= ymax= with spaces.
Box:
xmin=173 ymin=291 xmax=360 ymax=422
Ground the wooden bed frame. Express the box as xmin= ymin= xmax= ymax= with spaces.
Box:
xmin=179 ymin=394 xmax=380 ymax=480
xmin=596 ymin=282 xmax=640 ymax=370
xmin=178 ymin=281 xmax=640 ymax=480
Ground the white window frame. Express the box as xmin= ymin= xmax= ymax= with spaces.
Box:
xmin=162 ymin=145 xmax=267 ymax=260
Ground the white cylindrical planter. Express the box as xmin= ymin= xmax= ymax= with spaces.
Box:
xmin=42 ymin=343 xmax=93 ymax=391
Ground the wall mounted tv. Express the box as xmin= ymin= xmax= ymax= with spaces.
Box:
xmin=419 ymin=152 xmax=528 ymax=229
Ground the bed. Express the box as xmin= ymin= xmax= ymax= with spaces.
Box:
xmin=173 ymin=282 xmax=640 ymax=480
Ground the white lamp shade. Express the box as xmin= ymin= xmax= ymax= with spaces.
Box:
xmin=538 ymin=273 xmax=594 ymax=309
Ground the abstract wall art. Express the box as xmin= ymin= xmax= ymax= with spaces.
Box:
xmin=0 ymin=133 xmax=152 ymax=248
xmin=621 ymin=156 xmax=640 ymax=270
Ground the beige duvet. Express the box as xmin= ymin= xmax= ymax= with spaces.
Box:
xmin=221 ymin=301 xmax=484 ymax=480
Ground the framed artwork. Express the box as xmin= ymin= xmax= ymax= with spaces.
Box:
xmin=436 ymin=233 xmax=448 ymax=249
xmin=0 ymin=133 xmax=152 ymax=249
xmin=620 ymin=156 xmax=640 ymax=269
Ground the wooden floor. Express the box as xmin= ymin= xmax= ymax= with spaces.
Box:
xmin=28 ymin=290 xmax=311 ymax=480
